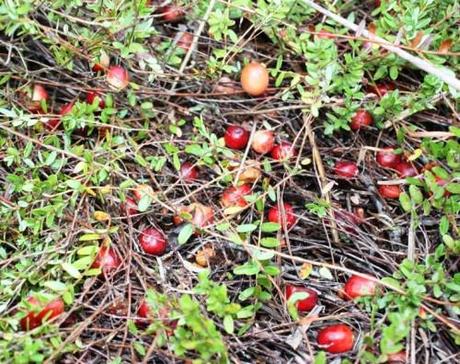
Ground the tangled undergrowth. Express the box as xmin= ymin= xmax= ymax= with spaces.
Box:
xmin=0 ymin=0 xmax=459 ymax=363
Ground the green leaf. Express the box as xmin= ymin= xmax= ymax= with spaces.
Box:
xmin=260 ymin=222 xmax=280 ymax=232
xmin=399 ymin=192 xmax=412 ymax=212
xmin=77 ymin=245 xmax=98 ymax=256
xmin=250 ymin=247 xmax=274 ymax=261
xmin=138 ymin=194 xmax=152 ymax=212
xmin=439 ymin=216 xmax=449 ymax=235
xmin=73 ymin=256 xmax=93 ymax=270
xmin=133 ymin=341 xmax=146 ymax=356
xmin=79 ymin=233 xmax=101 ymax=241
xmin=178 ymin=223 xmax=194 ymax=245
xmin=62 ymin=262 xmax=82 ymax=279
xmin=234 ymin=261 xmax=260 ymax=275
xmin=43 ymin=280 xmax=67 ymax=292
xmin=260 ymin=237 xmax=280 ymax=248
xmin=446 ymin=183 xmax=460 ymax=194
xmin=264 ymin=264 xmax=280 ymax=276
xmin=381 ymin=277 xmax=401 ymax=289
xmin=409 ymin=185 xmax=423 ymax=204
xmin=314 ymin=351 xmax=327 ymax=364
xmin=223 ymin=315 xmax=234 ymax=334
xmin=319 ymin=267 xmax=333 ymax=280
xmin=236 ymin=224 xmax=257 ymax=233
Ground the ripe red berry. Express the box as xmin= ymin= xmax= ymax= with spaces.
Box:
xmin=136 ymin=298 xmax=177 ymax=333
xmin=367 ymin=82 xmax=396 ymax=97
xmin=395 ymin=162 xmax=418 ymax=178
xmin=180 ymin=162 xmax=199 ymax=182
xmin=333 ymin=209 xmax=362 ymax=234
xmin=268 ymin=202 xmax=296 ymax=229
xmin=435 ymin=176 xmax=450 ymax=197
xmin=224 ymin=125 xmax=249 ymax=150
xmin=134 ymin=184 xmax=154 ymax=201
xmin=91 ymin=246 xmax=121 ymax=274
xmin=92 ymin=51 xmax=110 ymax=73
xmin=376 ymin=147 xmax=401 ymax=168
xmin=271 ymin=141 xmax=298 ymax=160
xmin=240 ymin=62 xmax=269 ymax=96
xmin=343 ymin=275 xmax=377 ymax=300
xmin=86 ymin=91 xmax=105 ymax=108
xmin=435 ymin=176 xmax=447 ymax=187
xmin=44 ymin=102 xmax=74 ymax=131
xmin=43 ymin=118 xmax=60 ymax=131
xmin=60 ymin=102 xmax=74 ymax=116
xmin=378 ymin=185 xmax=401 ymax=199
xmin=177 ymin=32 xmax=193 ymax=51
xmin=138 ymin=299 xmax=150 ymax=318
xmin=221 ymin=184 xmax=251 ymax=208
xmin=139 ymin=227 xmax=167 ymax=255
xmin=317 ymin=324 xmax=354 ymax=353
xmin=374 ymin=0 xmax=382 ymax=7
xmin=252 ymin=130 xmax=274 ymax=154
xmin=160 ymin=5 xmax=184 ymax=22
xmin=350 ymin=109 xmax=373 ymax=131
xmin=123 ymin=197 xmax=139 ymax=217
xmin=20 ymin=297 xmax=65 ymax=331
xmin=106 ymin=65 xmax=129 ymax=90
xmin=173 ymin=203 xmax=214 ymax=229
xmin=334 ymin=161 xmax=358 ymax=178
xmin=28 ymin=84 xmax=49 ymax=112
xmin=285 ymin=285 xmax=318 ymax=312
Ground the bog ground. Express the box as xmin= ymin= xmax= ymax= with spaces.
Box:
xmin=0 ymin=1 xmax=459 ymax=363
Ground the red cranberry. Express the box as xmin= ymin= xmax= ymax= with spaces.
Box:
xmin=285 ymin=285 xmax=318 ymax=312
xmin=240 ymin=62 xmax=269 ymax=96
xmin=268 ymin=202 xmax=296 ymax=228
xmin=44 ymin=102 xmax=74 ymax=131
xmin=28 ymin=84 xmax=49 ymax=112
xmin=333 ymin=209 xmax=362 ymax=234
xmin=435 ymin=176 xmax=450 ymax=197
xmin=343 ymin=275 xmax=377 ymax=300
xmin=139 ymin=227 xmax=167 ymax=256
xmin=106 ymin=65 xmax=129 ymax=90
xmin=221 ymin=184 xmax=251 ymax=208
xmin=86 ymin=91 xmax=105 ymax=108
xmin=271 ymin=141 xmax=298 ymax=160
xmin=123 ymin=197 xmax=138 ymax=217
xmin=179 ymin=162 xmax=199 ymax=182
xmin=173 ymin=203 xmax=214 ymax=229
xmin=252 ymin=130 xmax=275 ymax=154
xmin=395 ymin=162 xmax=418 ymax=178
xmin=367 ymin=82 xmax=396 ymax=97
xmin=317 ymin=324 xmax=354 ymax=353
xmin=133 ymin=184 xmax=154 ymax=201
xmin=136 ymin=298 xmax=177 ymax=334
xmin=92 ymin=51 xmax=110 ymax=73
xmin=160 ymin=5 xmax=184 ymax=22
xmin=177 ymin=32 xmax=193 ymax=51
xmin=350 ymin=109 xmax=373 ymax=131
xmin=334 ymin=161 xmax=358 ymax=178
xmin=20 ymin=297 xmax=65 ymax=331
xmin=376 ymin=147 xmax=401 ymax=168
xmin=378 ymin=185 xmax=401 ymax=199
xmin=91 ymin=246 xmax=121 ymax=274
xmin=224 ymin=125 xmax=250 ymax=150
